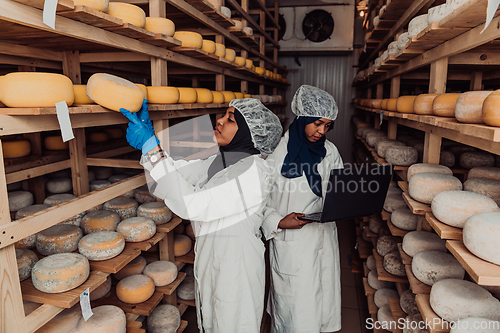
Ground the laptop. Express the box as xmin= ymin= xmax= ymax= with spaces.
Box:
xmin=298 ymin=164 xmax=393 ymax=223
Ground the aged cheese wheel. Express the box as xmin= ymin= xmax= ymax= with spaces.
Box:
xmin=201 ymin=39 xmax=216 ymax=53
xmin=8 ymin=191 xmax=33 ymax=212
xmin=371 ymin=99 xmax=383 ymax=109
xmin=87 ymin=73 xmax=144 ymax=112
xmin=407 ymin=163 xmax=452 ymax=182
xmin=78 ymin=231 xmax=125 ymax=261
xmin=143 ymin=261 xmax=178 ymax=286
xmin=36 ymin=306 xmax=82 ymax=332
xmin=2 ymin=140 xmax=31 ymax=158
xmin=449 ymin=144 xmax=476 ymax=158
xmin=431 ymin=190 xmax=499 ymax=228
xmin=369 ymin=216 xmax=384 ymax=234
xmin=234 ymin=92 xmax=244 ymax=99
xmin=44 ymin=136 xmax=69 ymax=150
xmin=116 ymin=274 xmax=155 ymax=304
xmin=114 ymin=255 xmax=147 ymax=280
xmin=243 ymin=26 xmax=253 ymax=36
xmin=385 ymin=146 xmax=418 ymax=166
xmin=177 ymin=275 xmax=195 ymax=300
xmin=387 ymin=98 xmax=398 ymax=111
xmin=378 ymin=305 xmax=396 ymax=331
xmin=117 ymin=217 xmax=156 ymax=242
xmin=384 ymin=250 xmax=406 ymax=277
xmin=46 ymin=177 xmax=72 ymax=194
xmin=377 ymin=235 xmax=400 ymax=257
xmin=144 ymin=17 xmax=175 ymax=36
xmin=231 ymin=19 xmax=243 ymax=30
xmin=147 ymin=304 xmax=181 ymax=333
xmin=397 ymin=96 xmax=418 ymax=113
xmin=412 ymin=250 xmax=464 ymax=286
xmin=137 ymin=202 xmax=172 ymax=225
xmin=430 ymin=279 xmax=500 ymax=322
xmin=234 ymin=56 xmax=246 ymax=67
xmin=174 ymin=235 xmax=192 ymax=256
xmin=391 ymin=207 xmax=418 ymax=231
xmin=134 ymin=186 xmax=156 ymax=203
xmin=224 ymin=48 xmax=236 ymax=62
xmin=400 ymin=289 xmax=419 ymax=315
xmin=146 ymin=86 xmax=179 ymax=104
xmin=90 ymin=275 xmax=112 ymax=301
xmin=245 ymin=59 xmax=253 ymax=69
xmin=185 ymin=224 xmax=195 ymax=240
xmin=409 ymin=173 xmax=462 ymax=204
xmin=104 ymin=197 xmax=138 ymax=220
xmin=73 ymin=84 xmax=93 ymax=104
xmin=450 ymin=317 xmax=500 ymax=333
xmin=463 ymin=212 xmax=500 ymax=265
xmin=432 ymin=93 xmax=461 ymax=117
xmin=93 ymin=167 xmax=113 ymax=180
xmin=482 ymin=89 xmax=500 ymax=127
xmin=173 ymin=31 xmax=203 ymax=48
xmin=414 ymin=94 xmax=439 ymax=115
xmin=403 ymin=313 xmax=428 ymax=333
xmin=221 ymin=91 xmax=236 ymax=102
xmin=36 ymin=224 xmax=83 ymax=255
xmin=220 ymin=6 xmax=231 ymax=18
xmin=194 ymin=88 xmax=213 ymax=103
xmin=88 ymin=132 xmax=109 ymax=143
xmin=107 ymin=3 xmax=146 ymax=28
xmin=73 ymin=305 xmax=126 ymax=333
xmin=177 ymin=87 xmax=197 ymax=104
xmin=32 ymin=253 xmax=90 ymax=293
xmin=15 ymin=205 xmax=49 ymax=248
xmin=455 ymin=91 xmax=492 ymax=124
xmin=16 ymin=248 xmax=38 ymax=281
xmin=374 ymin=288 xmax=399 ymax=308
xmin=214 ymin=43 xmax=226 ymax=57
xmin=397 ymin=32 xmax=410 ymax=50
xmin=469 ymin=166 xmax=500 ymax=180
xmin=90 ymin=180 xmax=111 ymax=191
xmin=402 ymin=231 xmax=446 ymax=257
xmin=380 ymin=99 xmax=389 ymax=110
xmin=464 ymin=178 xmax=500 ymax=205
xmin=460 ymin=151 xmax=495 ymax=169
xmin=440 ymin=150 xmax=455 ymax=168
xmin=81 ymin=210 xmax=120 ymax=234
xmin=135 ymin=84 xmax=148 ymax=99
xmin=383 ymin=193 xmax=407 ymax=213
xmin=376 ymin=140 xmax=405 ymax=158
xmin=43 ymin=193 xmax=75 ymax=206
xmin=367 ymin=255 xmax=377 ymax=271
xmin=366 ymin=132 xmax=386 ymax=147
xmin=211 ymin=91 xmax=225 ymax=104
xmin=255 ymin=67 xmax=266 ymax=75
xmin=408 ymin=14 xmax=429 ymax=37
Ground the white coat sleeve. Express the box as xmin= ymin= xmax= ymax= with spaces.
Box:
xmin=260 ymin=154 xmax=284 ymax=240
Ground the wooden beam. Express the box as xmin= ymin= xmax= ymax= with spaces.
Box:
xmin=376 ymin=83 xmax=383 ymax=99
xmin=151 ymin=57 xmax=168 ymax=86
xmin=25 ymin=305 xmax=64 ymax=333
xmin=69 ymin=128 xmax=89 ymax=196
xmin=423 ymin=132 xmax=442 ymax=164
xmin=429 ymin=57 xmax=448 ymax=94
xmin=0 ymin=41 xmax=62 ymax=61
xmin=482 ymin=69 xmax=500 ymax=81
xmin=86 ymin=158 xmax=143 ymax=169
xmin=0 ymin=54 xmax=62 ymax=69
xmin=62 ymin=51 xmax=81 ymax=84
xmin=253 ymin=0 xmax=279 ymax=29
xmin=449 ymin=52 xmax=500 ymax=65
xmin=5 ymin=160 xmax=72 ymax=184
xmin=79 ymin=52 xmax=150 ymax=62
xmin=390 ymin=76 xmax=400 ymax=98
xmin=470 ymin=71 xmax=483 ymax=91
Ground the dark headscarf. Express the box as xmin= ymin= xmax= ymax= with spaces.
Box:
xmin=207 ymin=109 xmax=260 ymax=181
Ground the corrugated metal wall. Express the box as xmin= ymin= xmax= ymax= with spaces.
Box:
xmin=279 ymin=54 xmax=357 ymax=163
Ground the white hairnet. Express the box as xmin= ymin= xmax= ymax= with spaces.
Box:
xmin=291 ymin=85 xmax=338 ymax=120
xmin=229 ymin=98 xmax=283 ymax=155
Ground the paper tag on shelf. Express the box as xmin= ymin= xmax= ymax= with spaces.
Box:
xmin=80 ymin=288 xmax=93 ymax=321
xmin=55 ymin=101 xmax=75 ymax=142
xmin=379 ymin=111 xmax=383 ymax=126
xmin=482 ymin=0 xmax=500 ymax=33
xmin=43 ymin=0 xmax=58 ymax=29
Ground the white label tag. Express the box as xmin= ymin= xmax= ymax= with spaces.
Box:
xmin=482 ymin=0 xmax=500 ymax=33
xmin=80 ymin=288 xmax=93 ymax=321
xmin=43 ymin=0 xmax=58 ymax=29
xmin=379 ymin=111 xmax=383 ymax=126
xmin=55 ymin=101 xmax=74 ymax=142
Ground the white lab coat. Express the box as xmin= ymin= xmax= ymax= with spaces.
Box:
xmin=262 ymin=131 xmax=343 ymax=333
xmin=143 ymin=153 xmax=272 ymax=333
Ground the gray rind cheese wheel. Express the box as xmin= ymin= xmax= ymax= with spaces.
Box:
xmin=400 ymin=289 xmax=419 ymax=315
xmin=402 ymin=231 xmax=446 ymax=257
xmin=430 ymin=279 xmax=500 ymax=322
xmin=377 ymin=235 xmax=400 ymax=257
xmin=367 ymin=255 xmax=377 ymax=271
xmin=93 ymin=167 xmax=113 ymax=180
xmin=411 ymin=250 xmax=465 ymax=286
xmin=36 ymin=224 xmax=83 ymax=255
xmin=407 ymin=163 xmax=452 ymax=182
xmin=384 ymin=193 xmax=407 ymax=213
xmin=374 ymin=288 xmax=399 ymax=308
xmin=385 ymin=146 xmax=418 ymax=167
xmin=455 ymin=91 xmax=493 ymax=124
xmin=73 ymin=305 xmax=126 ymax=333
xmin=440 ymin=150 xmax=455 ymax=168
xmin=463 ymin=212 xmax=500 ymax=266
xmin=403 ymin=313 xmax=429 ymax=333
xmin=134 ymin=185 xmax=156 ymax=203
xmin=8 ymin=191 xmax=34 ymax=212
xmin=469 ymin=166 xmax=500 ymax=180
xmin=391 ymin=207 xmax=418 ymax=231
xmin=358 ymin=126 xmax=374 ymax=138
xmin=90 ymin=180 xmax=111 ymax=191
xmin=177 ymin=276 xmax=195 ymax=300
xmin=464 ymin=178 xmax=500 ymax=205
xmin=460 ymin=151 xmax=495 ymax=169
xmin=15 ymin=204 xmax=49 ymax=248
xmin=16 ymin=248 xmax=38 ymax=281
xmin=369 ymin=216 xmax=384 ymax=234
xmin=368 ymin=270 xmax=395 ymax=290
xmin=431 ymin=190 xmax=499 ymax=228
xmin=137 ymin=202 xmax=172 ymax=225
xmin=43 ymin=193 xmax=85 ymax=225
xmin=90 ymin=275 xmax=112 ymax=301
xmin=384 ymin=250 xmax=406 ymax=277
xmin=408 ymin=14 xmax=428 ymax=37
xmin=378 ymin=305 xmax=396 ymax=332
xmin=408 ymin=173 xmax=462 ymax=204
xmin=80 ymin=210 xmax=121 ymax=234
xmin=376 ymin=140 xmax=405 ymax=159
xmin=147 ymin=304 xmax=181 ymax=333
xmin=78 ymin=231 xmax=125 ymax=261
xmin=363 ymin=129 xmax=383 ymax=139
xmin=46 ymin=177 xmax=72 ymax=194
xmin=448 ymin=145 xmax=476 ymax=157
xmin=104 ymin=197 xmax=138 ymax=220
xmin=450 ymin=317 xmax=500 ymax=333
xmin=366 ymin=132 xmax=387 ymax=147
xmin=117 ymin=217 xmax=156 ymax=242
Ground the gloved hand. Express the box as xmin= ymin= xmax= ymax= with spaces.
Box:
xmin=120 ymin=99 xmax=160 ymax=155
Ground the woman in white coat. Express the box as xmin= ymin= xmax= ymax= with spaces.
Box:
xmin=121 ymin=98 xmax=282 ymax=333
xmin=262 ymin=85 xmax=343 ymax=333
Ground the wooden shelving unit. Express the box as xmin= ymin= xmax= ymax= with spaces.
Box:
xmin=425 ymin=213 xmax=462 ymax=240
xmin=415 ymin=294 xmax=450 ymax=333
xmin=373 ymin=250 xmax=409 ymax=283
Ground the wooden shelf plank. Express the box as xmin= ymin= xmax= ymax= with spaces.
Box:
xmin=373 ymin=250 xmax=409 ymax=283
xmin=415 ymin=294 xmax=450 ymax=333
xmin=156 ymin=272 xmax=187 ymax=296
xmin=403 ymin=192 xmax=431 ymax=215
xmin=58 ymin=5 xmax=123 ymax=28
xmin=107 ymin=23 xmax=155 ymax=40
xmin=387 ymin=220 xmax=410 ymax=237
xmin=398 ymin=243 xmax=412 ymax=265
xmin=89 ymin=247 xmax=141 ymax=274
xmin=357 ymin=235 xmax=373 ymax=259
xmin=178 ymin=298 xmax=196 ymax=307
xmin=156 ymin=215 xmax=183 ymax=233
xmin=177 ymin=303 xmax=188 ymax=316
xmin=11 ymin=0 xmax=74 ymax=11
xmin=367 ymin=293 xmax=378 ymax=314
xmin=381 ymin=210 xmax=391 ymax=221
xmin=363 ymin=277 xmax=376 ymax=295
xmin=388 ymin=297 xmax=404 ymax=333
xmin=126 ymin=232 xmax=167 ymax=252
xmin=127 ymin=328 xmax=146 ymax=333
xmin=405 ymin=265 xmax=431 ymax=294
xmin=398 ymin=180 xmax=408 ymax=193
xmin=439 ymin=0 xmax=500 ymax=29
xmin=175 ymin=248 xmax=195 ymax=264
xmin=178 ymin=320 xmax=188 ymax=333
xmin=425 ymin=213 xmax=463 ymax=240
xmin=91 ymin=290 xmax=163 ymax=316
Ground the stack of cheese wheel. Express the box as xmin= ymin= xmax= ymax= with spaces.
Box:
xmin=464 ymin=177 xmax=500 ymax=205
xmin=46 ymin=177 xmax=72 ymax=194
xmin=43 ymin=193 xmax=86 ymax=225
xmin=411 ymin=250 xmax=464 ymax=286
xmin=107 ymin=2 xmax=146 ymax=27
xmin=78 ymin=231 xmax=125 ymax=261
xmin=36 ymin=224 xmax=83 ymax=255
xmin=201 ymin=40 xmax=216 ymax=53
xmin=81 ymin=210 xmax=121 ymax=234
xmin=116 ymin=274 xmax=155 ymax=304
xmin=212 ymin=91 xmax=225 ymax=104
xmin=104 ymin=197 xmax=138 ymax=220
xmin=87 ymin=73 xmax=144 ymax=112
xmin=15 ymin=204 xmax=49 ymax=248
xmin=114 ymin=255 xmax=147 ymax=280
xmin=147 ymin=86 xmax=179 ymax=104
xmin=137 ymin=202 xmax=172 ymax=225
xmin=173 ymin=31 xmax=203 ymax=48
xmin=90 ymin=275 xmax=112 ymax=301
xmin=195 ymin=88 xmax=213 ymax=103
xmin=408 ymin=172 xmax=462 ymax=204
xmin=143 ymin=260 xmax=178 ymax=286
xmin=44 ymin=135 xmax=69 ymax=150
xmin=144 ymin=17 xmax=175 ymax=36
xmin=147 ymin=304 xmax=181 ymax=333
xmin=117 ymin=217 xmax=156 ymax=242
xmin=214 ymin=43 xmax=226 ymax=57
xmin=455 ymin=91 xmax=492 ymax=124
xmin=134 ymin=185 xmax=156 ymax=203
xmin=8 ymin=191 xmax=33 ymax=212
xmin=413 ymin=94 xmax=438 ymax=115
xmin=16 ymin=248 xmax=38 ymax=281
xmin=174 ymin=234 xmax=192 ymax=256
xmin=432 ymin=93 xmax=460 ymax=117
xmin=2 ymin=140 xmax=31 ymax=158
xmin=73 ymin=85 xmax=94 ymax=104
xmin=177 ymin=88 xmax=198 ymax=104
xmin=402 ymin=231 xmax=446 ymax=257
xmin=463 ymin=212 xmax=500 ymax=266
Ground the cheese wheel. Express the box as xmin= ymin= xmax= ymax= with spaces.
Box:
xmin=173 ymin=31 xmax=203 ymax=48
xmin=400 ymin=289 xmax=419 ymax=315
xmin=455 ymin=91 xmax=492 ymax=124
xmin=234 ymin=56 xmax=246 ymax=67
xmin=224 ymin=48 xmax=236 ymax=62
xmin=46 ymin=177 xmax=72 ymax=194
xmin=463 ymin=212 xmax=500 ymax=265
xmin=201 ymin=40 xmax=216 ymax=53
xmin=137 ymin=202 xmax=172 ymax=225
xmin=377 ymin=235 xmax=400 ymax=256
xmin=407 ymin=163 xmax=452 ymax=182
xmin=214 ymin=43 xmax=226 ymax=57
xmin=36 ymin=306 xmax=82 ymax=332
xmin=482 ymin=89 xmax=500 ymax=127
xmin=88 ymin=132 xmax=109 ymax=144
xmin=185 ymin=224 xmax=195 ymax=240
xmin=234 ymin=92 xmax=244 ymax=99
xmin=104 ymin=197 xmax=138 ymax=220
xmin=383 ymin=193 xmax=407 ymax=213
xmin=385 ymin=146 xmax=418 ymax=166
xmin=43 ymin=193 xmax=75 ymax=206
xmin=427 ymin=3 xmax=450 ymax=24
xmin=377 ymin=141 xmax=405 ymax=159
xmin=114 ymin=255 xmax=146 ymax=280
xmin=195 ymin=88 xmax=213 ymax=103
xmin=391 ymin=207 xmax=418 ymax=231
xmin=469 ymin=166 xmax=500 ymax=180
xmin=409 ymin=173 xmax=462 ymax=204
xmin=78 ymin=231 xmax=125 ymax=261
xmin=177 ymin=275 xmax=195 ymax=300
xmin=432 ymin=93 xmax=461 ymax=117
xmin=221 ymin=91 xmax=236 ymax=103
xmin=81 ymin=210 xmax=120 ymax=234
xmin=106 ymin=3 xmax=146 ymax=27
xmin=174 ymin=234 xmax=192 ymax=256
xmin=366 ymin=131 xmax=386 ymax=147
xmin=116 ymin=274 xmax=155 ymax=304
xmin=73 ymin=85 xmax=94 ymax=104
xmin=117 ymin=217 xmax=156 ymax=242
xmin=8 ymin=191 xmax=33 ymax=212
xmin=15 ymin=205 xmax=48 ymax=248
xmin=378 ymin=305 xmax=396 ymax=331
xmin=36 ymin=224 xmax=83 ymax=255
xmin=245 ymin=59 xmax=253 ymax=69
xmin=403 ymin=313 xmax=427 ymax=333
xmin=44 ymin=136 xmax=69 ymax=150
xmin=431 ymin=190 xmax=499 ymax=228
xmin=384 ymin=250 xmax=406 ymax=277
xmin=440 ymin=150 xmax=455 ymax=168
xmin=430 ymin=279 xmax=500 ymax=322
xmin=87 ymin=73 xmax=143 ymax=112
xmin=134 ymin=186 xmax=156 ymax=203
xmin=144 ymin=17 xmax=175 ymax=36
xmin=143 ymin=261 xmax=178 ymax=286
xmin=16 ymin=248 xmax=38 ymax=281
xmin=73 ymin=0 xmax=108 ymax=11
xmin=231 ymin=19 xmax=243 ymax=30
xmin=90 ymin=180 xmax=111 ymax=191
xmin=370 ymin=99 xmax=383 ymax=109
xmin=92 ymin=167 xmax=114 ymax=180
xmin=146 ymin=86 xmax=179 ymax=104
xmin=402 ymin=231 xmax=446 ymax=257
xmin=220 ymin=6 xmax=231 ymax=18
xmin=255 ymin=67 xmax=266 ymax=75
xmin=408 ymin=14 xmax=428 ymax=37
xmin=412 ymin=250 xmax=464 ymax=286
xmin=464 ymin=178 xmax=500 ymax=205
xmin=73 ymin=305 xmax=126 ymax=333
xmin=397 ymin=32 xmax=410 ymax=50
xmin=32 ymin=253 xmax=90 ymax=293
xmin=2 ymin=140 xmax=31 ymax=159
xmin=449 ymin=144 xmax=477 ymax=157
xmin=135 ymin=84 xmax=148 ymax=99
xmin=244 ymin=93 xmax=251 ymax=98
xmin=369 ymin=216 xmax=384 ymax=234
xmin=386 ymin=98 xmax=398 ymax=111
xmin=396 ymin=96 xmax=417 ymax=113
xmin=211 ymin=91 xmax=225 ymax=104
xmin=177 ymin=87 xmax=197 ymax=104
xmin=460 ymin=151 xmax=495 ymax=169
xmin=147 ymin=304 xmax=181 ymax=333
xmin=374 ymin=288 xmax=399 ymax=308
xmin=450 ymin=317 xmax=500 ymax=333
xmin=90 ymin=275 xmax=112 ymax=301
xmin=414 ymin=94 xmax=438 ymax=115
xmin=364 ymin=255 xmax=375 ymax=272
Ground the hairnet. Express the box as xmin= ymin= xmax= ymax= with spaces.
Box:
xmin=229 ymin=98 xmax=283 ymax=155
xmin=291 ymin=85 xmax=338 ymax=121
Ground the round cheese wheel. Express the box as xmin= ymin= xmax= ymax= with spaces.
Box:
xmin=146 ymin=86 xmax=179 ymax=104
xmin=147 ymin=304 xmax=181 ymax=333
xmin=106 ymin=3 xmax=146 ymax=27
xmin=36 ymin=224 xmax=83 ymax=255
xmin=36 ymin=306 xmax=82 ymax=332
xmin=211 ymin=91 xmax=225 ymax=104
xmin=396 ymin=96 xmax=417 ymax=113
xmin=221 ymin=91 xmax=236 ymax=103
xmin=384 ymin=250 xmax=406 ymax=277
xmin=177 ymin=87 xmax=197 ymax=104
xmin=366 ymin=255 xmax=376 ymax=272
xmin=403 ymin=313 xmax=427 ymax=333
xmin=220 ymin=6 xmax=231 ymax=18
xmin=2 ymin=140 xmax=31 ymax=159
xmin=464 ymin=178 xmax=500 ymax=205
xmin=134 ymin=186 xmax=156 ymax=203
xmin=482 ymin=89 xmax=500 ymax=127
xmin=92 ymin=167 xmax=114 ymax=180
xmin=397 ymin=32 xmax=411 ymax=50
xmin=377 ymin=235 xmax=400 ymax=257
xmin=369 ymin=216 xmax=384 ymax=234
xmin=174 ymin=235 xmax=192 ymax=256
xmin=137 ymin=202 xmax=172 ymax=225
xmin=116 ymin=274 xmax=155 ymax=304
xmin=414 ymin=94 xmax=439 ymax=115
xmin=32 ymin=253 xmax=90 ymax=293
xmin=136 ymin=84 xmax=148 ymax=99
xmin=87 ymin=73 xmax=144 ymax=112
xmin=243 ymin=26 xmax=253 ymax=36
xmin=201 ymin=39 xmax=216 ymax=53
xmin=374 ymin=288 xmax=399 ymax=308
xmin=185 ymin=223 xmax=195 ymax=240
xmin=430 ymin=279 xmax=500 ymax=322
xmin=409 ymin=173 xmax=462 ymax=204
xmin=214 ymin=43 xmax=226 ymax=57
xmin=245 ymin=59 xmax=253 ymax=69
xmin=463 ymin=212 xmax=500 ymax=265
xmin=43 ymin=193 xmax=75 ymax=206
xmin=73 ymin=0 xmax=108 ymax=11
xmin=177 ymin=275 xmax=195 ymax=300
xmin=90 ymin=180 xmax=111 ymax=191
xmin=408 ymin=14 xmax=429 ymax=37
xmin=412 ymin=250 xmax=464 ymax=286
xmin=366 ymin=132 xmax=386 ymax=147
xmin=234 ymin=56 xmax=246 ymax=67
xmin=81 ymin=210 xmax=120 ymax=234
xmin=16 ymin=248 xmax=38 ymax=281
xmin=104 ymin=197 xmax=138 ymax=220
xmin=386 ymin=98 xmax=398 ymax=111
xmin=391 ymin=207 xmax=418 ymax=231
xmin=455 ymin=91 xmax=492 ymax=124
xmin=378 ymin=305 xmax=396 ymax=331
xmin=440 ymin=150 xmax=456 ymax=168
xmin=385 ymin=146 xmax=418 ymax=166
xmin=15 ymin=204 xmax=49 ymax=248
xmin=224 ymin=48 xmax=236 ymax=62
xmin=427 ymin=3 xmax=450 ymax=24
xmin=90 ymin=275 xmax=112 ymax=301
xmin=383 ymin=193 xmax=407 ymax=213
xmin=173 ymin=31 xmax=203 ymax=48
xmin=88 ymin=132 xmax=109 ymax=143
xmin=8 ymin=191 xmax=33 ymax=212
xmin=407 ymin=163 xmax=452 ymax=182
xmin=449 ymin=145 xmax=476 ymax=157
xmin=376 ymin=140 xmax=405 ymax=158
xmin=460 ymin=151 xmax=495 ymax=169
xmin=402 ymin=231 xmax=446 ymax=257
xmin=46 ymin=177 xmax=72 ymax=194
xmin=143 ymin=261 xmax=178 ymax=286
xmin=78 ymin=231 xmax=125 ymax=261
xmin=231 ymin=19 xmax=243 ymax=30
xmin=469 ymin=166 xmax=500 ymax=180
xmin=431 ymin=190 xmax=499 ymax=228
xmin=144 ymin=17 xmax=175 ymax=36
xmin=234 ymin=92 xmax=244 ymax=99
xmin=117 ymin=217 xmax=156 ymax=242
xmin=44 ymin=135 xmax=69 ymax=150
xmin=400 ymin=289 xmax=419 ymax=315
xmin=371 ymin=99 xmax=383 ymax=109
xmin=74 ymin=305 xmax=126 ymax=333
xmin=114 ymin=255 xmax=146 ymax=280
xmin=450 ymin=317 xmax=500 ymax=333
xmin=255 ymin=67 xmax=266 ymax=75
xmin=433 ymin=93 xmax=461 ymax=117
xmin=73 ymin=84 xmax=93 ymax=104
xmin=380 ymin=99 xmax=389 ymax=110
xmin=195 ymin=88 xmax=213 ymax=103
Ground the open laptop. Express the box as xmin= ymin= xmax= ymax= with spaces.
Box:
xmin=298 ymin=164 xmax=393 ymax=223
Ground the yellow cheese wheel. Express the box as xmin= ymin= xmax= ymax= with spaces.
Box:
xmin=432 ymin=93 xmax=461 ymax=117
xmin=371 ymin=99 xmax=383 ymax=109
xmin=36 ymin=305 xmax=82 ymax=332
xmin=483 ymin=89 xmax=500 ymax=127
xmin=74 ymin=0 xmax=108 ymax=11
xmin=114 ymin=255 xmax=147 ymax=280
xmin=177 ymin=87 xmax=197 ymax=104
xmin=234 ymin=92 xmax=244 ymax=99
xmin=265 ymin=70 xmax=272 ymax=78
xmin=185 ymin=224 xmax=195 ymax=240
xmin=81 ymin=210 xmax=120 ymax=234
xmin=88 ymin=132 xmax=109 ymax=143
xmin=36 ymin=224 xmax=83 ymax=256
xmin=73 ymin=305 xmax=126 ymax=332
xmin=117 ymin=216 xmax=156 ymax=242
xmin=245 ymin=59 xmax=253 ymax=69
xmin=244 ymin=94 xmax=251 ymax=98
xmin=0 ymin=72 xmax=74 ymax=108
xmin=381 ymin=99 xmax=389 ymax=110
xmin=135 ymin=84 xmax=148 ymax=99
xmin=73 ymin=85 xmax=94 ymax=104
xmin=32 ymin=253 xmax=90 ymax=293
xmin=414 ymin=94 xmax=439 ymax=115
xmin=455 ymin=91 xmax=492 ymax=124
xmin=137 ymin=202 xmax=172 ymax=225
xmin=173 ymin=31 xmax=203 ymax=48
xmin=87 ymin=73 xmax=144 ymax=112
xmin=90 ymin=275 xmax=112 ymax=301
xmin=116 ymin=274 xmax=155 ymax=304
xmin=146 ymin=86 xmax=179 ymax=104
xmin=221 ymin=91 xmax=236 ymax=103
xmin=195 ymin=88 xmax=213 ymax=103
xmin=16 ymin=248 xmax=38 ymax=281
xmin=255 ymin=67 xmax=265 ymax=75
xmin=143 ymin=261 xmax=178 ymax=286
xmin=386 ymin=98 xmax=398 ymax=111
xmin=212 ymin=91 xmax=224 ymax=103
xmin=78 ymin=231 xmax=125 ymax=261
xmin=234 ymin=56 xmax=246 ymax=67
xmin=2 ymin=140 xmax=31 ymax=158
xmin=396 ymin=96 xmax=417 ymax=113
xmin=144 ymin=17 xmax=175 ymax=36
xmin=44 ymin=136 xmax=68 ymax=150
xmin=224 ymin=48 xmax=236 ymax=62
xmin=201 ymin=40 xmax=216 ymax=53
xmin=104 ymin=127 xmax=124 ymax=139
xmin=106 ymin=3 xmax=146 ymax=28
xmin=214 ymin=43 xmax=226 ymax=57
xmin=174 ymin=235 xmax=192 ymax=256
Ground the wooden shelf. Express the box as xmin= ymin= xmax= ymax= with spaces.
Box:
xmin=357 ymin=235 xmax=373 ymax=259
xmin=89 ymin=247 xmax=141 ymax=274
xmin=367 ymin=293 xmax=378 ymax=314
xmin=177 ymin=303 xmax=188 ymax=316
xmin=363 ymin=277 xmax=376 ymax=295
xmin=373 ymin=250 xmax=409 ymax=283
xmin=388 ymin=297 xmax=404 ymax=333
xmin=405 ymin=265 xmax=431 ymax=294
xmin=365 ymin=227 xmax=378 ymax=238
xmin=381 ymin=210 xmax=391 ymax=221
xmin=425 ymin=213 xmax=462 ymax=240
xmin=387 ymin=220 xmax=410 ymax=237
xmin=178 ymin=320 xmax=188 ymax=333
xmin=398 ymin=243 xmax=412 ymax=265
xmin=126 ymin=232 xmax=167 ymax=252
xmin=397 ymin=180 xmax=408 ymax=193
xmin=175 ymin=248 xmax=195 ymax=264
xmin=402 ymin=192 xmax=431 ymax=216
xmin=415 ymin=294 xmax=450 ymax=333
xmin=156 ymin=272 xmax=187 ymax=296
xmin=156 ymin=215 xmax=183 ymax=233
xmin=177 ymin=298 xmax=196 ymax=307
xmin=91 ymin=289 xmax=163 ymax=316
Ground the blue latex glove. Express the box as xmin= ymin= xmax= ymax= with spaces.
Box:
xmin=120 ymin=100 xmax=160 ymax=155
